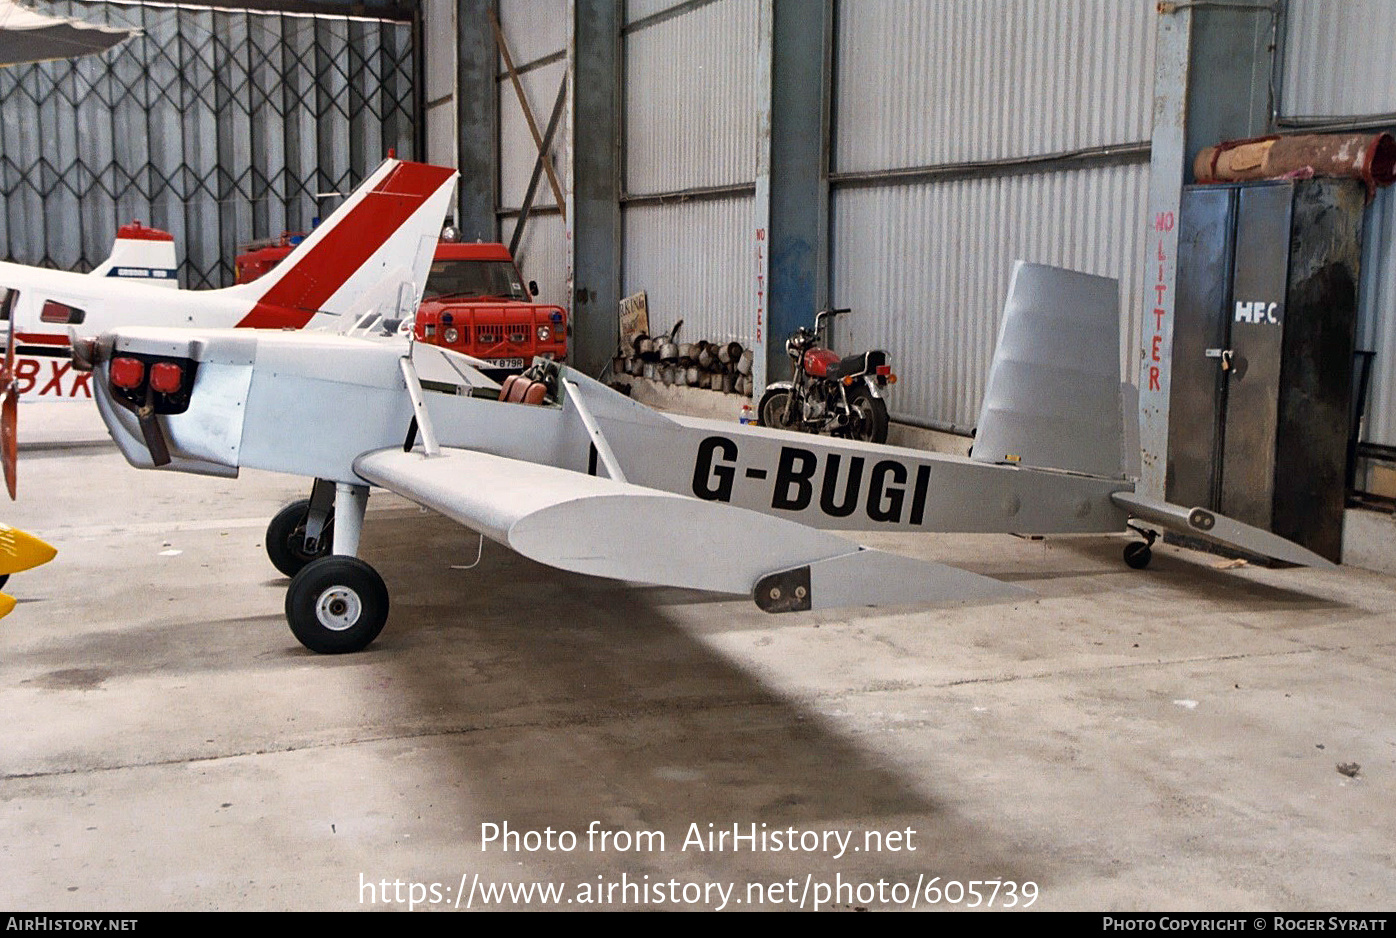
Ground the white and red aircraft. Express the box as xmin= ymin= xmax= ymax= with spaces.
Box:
xmin=0 ymin=158 xmax=458 ymax=496
xmin=6 ymin=221 xmax=178 ymax=403
xmin=70 ymin=186 xmax=1334 ymax=653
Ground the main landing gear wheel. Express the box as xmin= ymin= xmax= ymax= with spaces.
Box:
xmin=285 ymin=556 xmax=389 ymax=654
xmin=266 ymin=498 xmax=334 ymax=577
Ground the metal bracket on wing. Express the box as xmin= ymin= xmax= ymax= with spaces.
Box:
xmin=1110 ymin=491 xmax=1337 ymax=568
xmin=753 ymin=549 xmax=1031 ymax=614
xmin=563 ymin=377 xmax=626 ymax=483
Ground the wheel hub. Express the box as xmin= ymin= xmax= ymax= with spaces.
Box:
xmin=314 ymin=586 xmax=362 ymax=631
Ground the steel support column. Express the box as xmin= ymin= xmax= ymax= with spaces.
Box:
xmin=758 ymin=0 xmax=832 ymax=395
xmin=1139 ymin=2 xmax=1274 ymax=497
xmin=570 ymin=0 xmax=622 ymax=376
xmin=455 ymin=0 xmax=497 ymax=240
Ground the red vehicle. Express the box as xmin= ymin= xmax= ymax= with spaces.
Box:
xmin=235 ymin=237 xmax=567 ymax=377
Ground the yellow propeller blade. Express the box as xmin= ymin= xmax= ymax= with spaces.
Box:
xmin=0 ymin=523 xmax=56 ymax=576
xmin=0 ymin=592 xmax=17 ymax=619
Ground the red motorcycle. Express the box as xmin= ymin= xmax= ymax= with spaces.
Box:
xmin=757 ymin=307 xmax=895 ymax=444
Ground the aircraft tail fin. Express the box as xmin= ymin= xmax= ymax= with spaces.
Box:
xmin=972 ymin=262 xmax=1125 ymax=478
xmin=225 ymin=158 xmax=458 ymax=329
xmin=89 ymin=222 xmax=179 ymax=288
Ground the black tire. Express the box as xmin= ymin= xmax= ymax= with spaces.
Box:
xmin=266 ymin=499 xmax=334 ymax=578
xmin=1123 ymin=541 xmax=1153 ymax=570
xmin=758 ymin=387 xmax=797 ymax=431
xmin=285 ymin=556 xmax=389 ymax=654
xmin=846 ymin=385 xmax=889 ymax=444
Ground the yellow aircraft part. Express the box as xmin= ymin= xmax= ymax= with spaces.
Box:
xmin=0 ymin=523 xmax=57 ymax=576
xmin=0 ymin=592 xmax=15 ymax=619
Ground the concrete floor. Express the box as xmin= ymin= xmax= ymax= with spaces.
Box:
xmin=2 ymin=402 xmax=1394 ymax=911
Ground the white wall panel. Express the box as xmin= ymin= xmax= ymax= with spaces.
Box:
xmin=622 ymin=196 xmax=755 ymax=344
xmin=423 ymin=0 xmax=455 ymax=102
xmin=499 ymin=0 xmax=568 ymax=67
xmin=509 ymin=211 xmax=570 ymax=308
xmin=426 ymin=102 xmax=456 ymax=168
xmin=830 ymin=163 xmax=1150 ymax=427
xmin=835 ymin=0 xmax=1155 ymax=173
xmin=624 ymin=0 xmax=759 ymax=194
xmin=626 ymin=0 xmax=692 ymax=25
xmin=1281 ymin=0 xmax=1396 ymax=118
xmin=1355 ymin=186 xmax=1396 ymax=447
xmin=499 ymin=59 xmax=568 ymax=210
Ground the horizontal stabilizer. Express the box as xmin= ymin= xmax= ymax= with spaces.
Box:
xmin=1111 ymin=492 xmax=1337 ymax=568
xmin=355 ymin=447 xmax=1027 ymax=611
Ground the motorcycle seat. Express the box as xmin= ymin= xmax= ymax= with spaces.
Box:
xmin=825 ymin=349 xmax=886 ymax=381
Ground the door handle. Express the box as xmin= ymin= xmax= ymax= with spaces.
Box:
xmin=1205 ymin=348 xmax=1234 ymax=371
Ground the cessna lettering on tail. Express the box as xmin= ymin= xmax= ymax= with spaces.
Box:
xmin=692 ymin=435 xmax=932 ymax=525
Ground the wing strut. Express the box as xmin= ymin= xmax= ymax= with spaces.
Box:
xmin=399 ymin=355 xmax=441 ymax=457
xmin=563 ymin=378 xmax=627 ymax=482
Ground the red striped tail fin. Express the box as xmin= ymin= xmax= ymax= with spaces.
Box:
xmin=231 ymin=159 xmax=458 ymax=330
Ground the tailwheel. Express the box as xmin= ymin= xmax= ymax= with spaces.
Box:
xmin=1123 ymin=525 xmax=1158 ymax=570
xmin=285 ymin=556 xmax=389 ymax=654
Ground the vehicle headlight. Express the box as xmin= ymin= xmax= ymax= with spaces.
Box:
xmin=537 ymin=326 xmax=551 ymax=341
xmin=444 ymin=327 xmax=459 ymax=343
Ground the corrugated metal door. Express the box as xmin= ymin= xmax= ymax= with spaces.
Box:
xmin=0 ymin=1 xmax=414 ymax=288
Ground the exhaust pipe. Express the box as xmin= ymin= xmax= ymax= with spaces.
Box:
xmin=1194 ymin=132 xmax=1396 ymax=198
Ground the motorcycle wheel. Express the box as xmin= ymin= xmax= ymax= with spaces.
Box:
xmin=847 ymin=386 xmax=889 ymax=444
xmin=758 ymin=387 xmax=797 ymax=431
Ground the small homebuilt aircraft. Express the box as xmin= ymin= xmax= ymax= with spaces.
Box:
xmin=71 ymin=183 xmax=1333 ymax=652
xmin=0 ymin=158 xmax=458 ymax=497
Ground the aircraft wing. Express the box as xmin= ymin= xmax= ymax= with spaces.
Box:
xmin=353 ymin=447 xmax=1031 ymax=613
xmin=1110 ymin=492 xmax=1337 ymax=568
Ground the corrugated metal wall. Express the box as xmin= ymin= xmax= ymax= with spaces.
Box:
xmin=1281 ymin=0 xmax=1396 ymax=449
xmin=496 ymin=0 xmax=569 ymax=306
xmin=423 ymin=0 xmax=456 ymax=167
xmin=832 ymin=164 xmax=1149 ymax=428
xmin=0 ymin=0 xmax=414 ymax=288
xmin=621 ymin=0 xmax=758 ymax=343
xmin=836 ymin=0 xmax=1155 ymax=171
xmin=830 ymin=0 xmax=1156 ymax=427
xmin=1281 ymin=0 xmax=1396 ymax=118
xmin=622 ymin=196 xmax=755 ymax=342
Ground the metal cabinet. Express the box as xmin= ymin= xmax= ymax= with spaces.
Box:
xmin=1166 ymin=179 xmax=1366 ymax=563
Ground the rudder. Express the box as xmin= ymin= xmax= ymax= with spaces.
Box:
xmin=972 ymin=261 xmax=1124 ymax=478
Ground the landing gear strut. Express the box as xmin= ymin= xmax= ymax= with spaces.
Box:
xmin=275 ymin=480 xmax=388 ymax=654
xmin=1124 ymin=524 xmax=1157 ymax=570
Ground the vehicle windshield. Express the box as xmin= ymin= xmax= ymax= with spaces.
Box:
xmin=423 ymin=260 xmax=528 ymax=301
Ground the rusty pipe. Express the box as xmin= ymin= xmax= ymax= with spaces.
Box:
xmin=1194 ymin=132 xmax=1396 ymax=198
